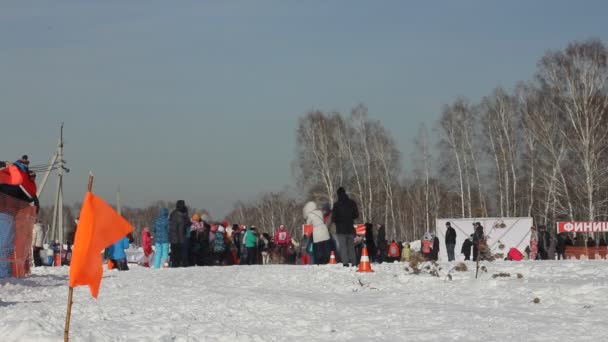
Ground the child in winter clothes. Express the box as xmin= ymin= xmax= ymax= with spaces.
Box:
xmin=141 ymin=227 xmax=153 ymax=267
xmin=152 ymin=208 xmax=170 ymax=268
xmin=529 ymin=227 xmax=538 ymax=260
xmin=387 ymin=240 xmax=401 ymax=262
xmin=421 ymin=232 xmax=433 ymax=261
xmin=189 ymin=214 xmax=206 ymax=266
xmin=401 ymin=242 xmax=411 ymax=262
xmin=108 ymin=236 xmax=130 ymax=271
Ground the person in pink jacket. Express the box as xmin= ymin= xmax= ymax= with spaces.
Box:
xmin=273 ymin=225 xmax=292 ymax=264
xmin=142 ymin=227 xmax=153 ymax=267
xmin=529 ymin=227 xmax=538 ymax=260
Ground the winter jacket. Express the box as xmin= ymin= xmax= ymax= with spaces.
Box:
xmin=364 ymin=223 xmax=377 ymax=257
xmin=153 ymin=208 xmax=170 ymax=244
xmin=273 ymin=226 xmax=292 ymax=246
xmin=377 ymin=225 xmax=388 ymax=256
xmin=245 ymin=229 xmax=258 ymax=248
xmin=331 ymin=191 xmax=359 ymax=235
xmin=422 ymin=239 xmax=433 ymax=254
xmin=556 ymin=234 xmax=566 ymax=253
xmin=108 ymin=237 xmax=130 ymax=260
xmin=431 ymin=237 xmax=440 ymax=259
xmin=190 ymin=220 xmax=205 ymax=232
xmin=507 ymin=248 xmax=523 ymax=261
xmin=142 ymin=227 xmax=153 ymax=255
xmin=32 ymin=223 xmax=44 ymax=248
xmin=461 ymin=238 xmax=472 ymax=255
xmin=303 ymin=201 xmax=330 ymax=243
xmin=445 ymin=226 xmax=456 ymax=244
xmin=473 ymin=226 xmax=484 ymax=243
xmin=169 ymin=200 xmax=189 ymax=244
xmin=388 ymin=242 xmax=401 ymax=258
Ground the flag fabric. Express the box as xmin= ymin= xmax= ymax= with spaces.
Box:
xmin=0 ymin=165 xmax=24 ymax=186
xmin=69 ymin=192 xmax=133 ymax=298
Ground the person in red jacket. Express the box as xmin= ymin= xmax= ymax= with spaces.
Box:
xmin=421 ymin=232 xmax=433 ymax=261
xmin=141 ymin=227 xmax=153 ymax=267
xmin=387 ymin=240 xmax=401 ymax=262
xmin=273 ymin=225 xmax=291 ymax=264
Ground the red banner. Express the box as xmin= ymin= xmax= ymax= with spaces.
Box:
xmin=557 ymin=221 xmax=608 ymax=233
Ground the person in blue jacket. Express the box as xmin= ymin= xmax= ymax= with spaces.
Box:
xmin=152 ymin=208 xmax=170 ymax=268
xmin=108 ymin=236 xmax=130 ymax=271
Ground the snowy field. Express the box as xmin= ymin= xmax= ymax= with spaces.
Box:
xmin=1 ymin=261 xmax=607 ymax=341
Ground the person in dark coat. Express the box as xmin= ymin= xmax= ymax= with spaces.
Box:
xmin=376 ymin=224 xmax=388 ymax=263
xmin=556 ymin=233 xmax=566 ymax=260
xmin=445 ymin=222 xmax=457 ymax=261
xmin=472 ymin=222 xmax=484 ymax=261
xmin=587 ymin=236 xmax=596 ymax=247
xmin=331 ymin=187 xmax=359 ymax=266
xmin=431 ymin=235 xmax=440 ymax=261
xmin=169 ymin=200 xmax=190 ymax=267
xmin=364 ymin=223 xmax=377 ymax=262
xmin=599 ymin=237 xmax=607 ymax=247
xmin=461 ymin=235 xmax=473 ymax=261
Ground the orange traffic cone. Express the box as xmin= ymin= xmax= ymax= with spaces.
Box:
xmin=329 ymin=251 xmax=337 ymax=264
xmin=357 ymin=246 xmax=374 ymax=273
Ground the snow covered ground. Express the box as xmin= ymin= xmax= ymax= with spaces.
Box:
xmin=1 ymin=260 xmax=607 ymax=341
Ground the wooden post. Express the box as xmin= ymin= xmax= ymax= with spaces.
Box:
xmin=64 ymin=174 xmax=93 ymax=342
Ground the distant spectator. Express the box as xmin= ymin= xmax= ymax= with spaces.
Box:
xmin=445 ymin=222 xmax=456 ymax=261
xmin=461 ymin=234 xmax=473 ymax=261
xmin=331 ymin=187 xmax=359 ymax=266
xmin=108 ymin=236 xmax=130 ymax=271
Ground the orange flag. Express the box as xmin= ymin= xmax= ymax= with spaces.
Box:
xmin=69 ymin=192 xmax=133 ymax=298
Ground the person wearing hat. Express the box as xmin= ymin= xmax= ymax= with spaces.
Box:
xmin=445 ymin=222 xmax=457 ymax=261
xmin=461 ymin=234 xmax=473 ymax=261
xmin=169 ymin=200 xmax=190 ymax=267
xmin=189 ymin=213 xmax=205 ymax=266
xmin=331 ymin=187 xmax=359 ymax=266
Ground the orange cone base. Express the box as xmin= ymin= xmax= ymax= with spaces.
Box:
xmin=357 ymin=247 xmax=374 ymax=273
xmin=329 ymin=251 xmax=337 ymax=264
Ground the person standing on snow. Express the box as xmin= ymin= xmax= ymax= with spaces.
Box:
xmin=141 ymin=227 xmax=153 ymax=267
xmin=108 ymin=235 xmax=130 ymax=271
xmin=303 ymin=201 xmax=332 ymax=264
xmin=376 ymin=224 xmax=388 ymax=263
xmin=32 ymin=221 xmax=44 ymax=267
xmin=363 ymin=223 xmax=377 ymax=262
xmin=445 ymin=222 xmax=457 ymax=261
xmin=189 ymin=214 xmax=206 ymax=266
xmin=421 ymin=232 xmax=433 ymax=261
xmin=169 ymin=200 xmax=190 ymax=267
xmin=472 ymin=222 xmax=485 ymax=261
xmin=245 ymin=226 xmax=258 ymax=265
xmin=431 ymin=234 xmax=440 ymax=261
xmin=152 ymin=208 xmax=170 ymax=268
xmin=273 ymin=224 xmax=292 ymax=264
xmin=529 ymin=227 xmax=538 ymax=260
xmin=461 ymin=234 xmax=473 ymax=261
xmin=331 ymin=187 xmax=359 ymax=267
xmin=401 ymin=242 xmax=411 ymax=262
xmin=387 ymin=240 xmax=401 ymax=262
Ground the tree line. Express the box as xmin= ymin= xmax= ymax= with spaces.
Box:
xmin=225 ymin=39 xmax=608 ymax=241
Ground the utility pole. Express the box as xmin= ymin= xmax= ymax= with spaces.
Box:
xmin=50 ymin=124 xmax=67 ymax=244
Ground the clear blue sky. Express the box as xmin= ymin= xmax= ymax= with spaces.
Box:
xmin=1 ymin=1 xmax=607 ymax=219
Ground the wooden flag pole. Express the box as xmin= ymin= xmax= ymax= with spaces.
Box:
xmin=64 ymin=174 xmax=94 ymax=342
